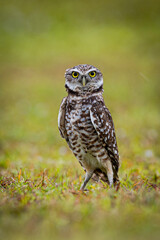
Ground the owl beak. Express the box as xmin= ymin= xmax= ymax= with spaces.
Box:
xmin=82 ymin=76 xmax=86 ymax=86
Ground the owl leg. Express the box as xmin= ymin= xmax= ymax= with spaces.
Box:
xmin=80 ymin=171 xmax=93 ymax=191
xmin=102 ymin=160 xmax=113 ymax=187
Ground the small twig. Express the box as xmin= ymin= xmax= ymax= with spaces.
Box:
xmin=41 ymin=169 xmax=48 ymax=187
xmin=41 ymin=170 xmax=45 ymax=186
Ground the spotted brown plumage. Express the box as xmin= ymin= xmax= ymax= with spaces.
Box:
xmin=58 ymin=64 xmax=119 ymax=190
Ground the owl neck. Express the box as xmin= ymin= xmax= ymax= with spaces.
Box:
xmin=65 ymin=84 xmax=103 ymax=97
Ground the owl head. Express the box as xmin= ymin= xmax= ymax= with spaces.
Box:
xmin=65 ymin=64 xmax=103 ymax=95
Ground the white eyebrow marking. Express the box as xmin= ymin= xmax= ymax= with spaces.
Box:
xmin=69 ymin=69 xmax=82 ymax=75
xmin=66 ymin=68 xmax=82 ymax=75
xmin=85 ymin=68 xmax=97 ymax=74
xmin=72 ymin=69 xmax=82 ymax=74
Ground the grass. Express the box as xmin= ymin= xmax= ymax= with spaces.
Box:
xmin=0 ymin=66 xmax=160 ymax=240
xmin=0 ymin=1 xmax=160 ymax=239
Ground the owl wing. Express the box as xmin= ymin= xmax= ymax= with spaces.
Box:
xmin=90 ymin=100 xmax=119 ymax=177
xmin=58 ymin=97 xmax=68 ymax=140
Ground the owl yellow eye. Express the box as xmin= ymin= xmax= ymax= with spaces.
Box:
xmin=89 ymin=71 xmax=96 ymax=78
xmin=72 ymin=71 xmax=79 ymax=78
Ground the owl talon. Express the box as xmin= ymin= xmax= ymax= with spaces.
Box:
xmin=79 ymin=188 xmax=89 ymax=192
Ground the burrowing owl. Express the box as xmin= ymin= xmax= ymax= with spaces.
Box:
xmin=58 ymin=64 xmax=119 ymax=190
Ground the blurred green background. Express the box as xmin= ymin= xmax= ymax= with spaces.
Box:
xmin=0 ymin=0 xmax=160 ymax=240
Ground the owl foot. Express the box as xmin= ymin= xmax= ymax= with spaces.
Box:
xmin=80 ymin=171 xmax=93 ymax=191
